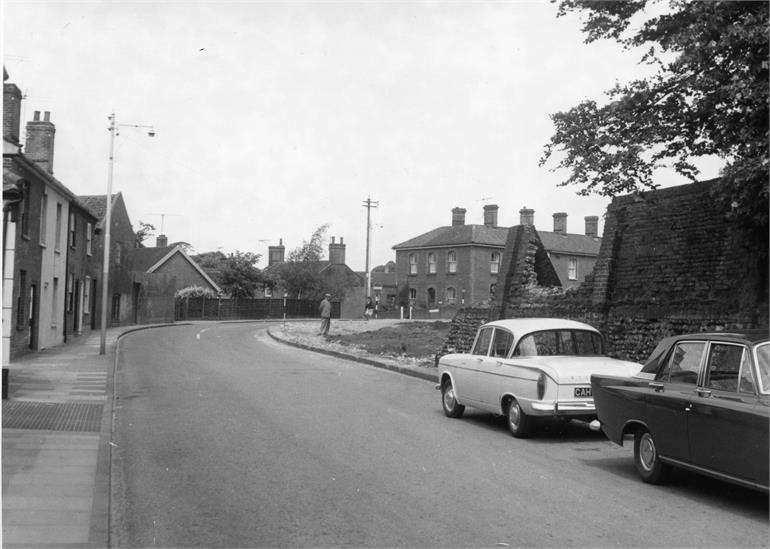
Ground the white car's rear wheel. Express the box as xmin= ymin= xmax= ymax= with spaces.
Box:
xmin=441 ymin=379 xmax=465 ymax=418
xmin=506 ymin=398 xmax=534 ymax=438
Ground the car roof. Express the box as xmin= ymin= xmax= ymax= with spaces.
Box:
xmin=667 ymin=330 xmax=769 ymax=345
xmin=483 ymin=317 xmax=599 ymax=333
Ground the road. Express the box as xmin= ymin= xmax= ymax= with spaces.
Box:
xmin=110 ymin=322 xmax=769 ymax=547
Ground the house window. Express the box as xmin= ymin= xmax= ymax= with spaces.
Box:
xmin=490 ymin=252 xmax=501 ymax=274
xmin=84 ymin=276 xmax=91 ymax=314
xmin=568 ymin=258 xmax=578 ymax=280
xmin=427 ymin=252 xmax=437 ymax=274
xmin=86 ymin=223 xmax=93 ymax=255
xmin=408 ymin=253 xmax=418 ymax=275
xmin=114 ymin=242 xmax=121 ymax=265
xmin=447 ymin=251 xmax=457 ymax=273
xmin=446 ymin=286 xmax=456 ymax=304
xmin=264 ymin=286 xmax=273 ymax=298
xmin=55 ymin=203 xmax=63 ymax=251
xmin=490 ymin=283 xmax=497 ymax=297
xmin=66 ymin=273 xmax=74 ymax=312
xmin=408 ymin=288 xmax=417 ymax=301
xmin=20 ymin=189 xmax=29 ymax=238
xmin=69 ymin=212 xmax=76 ymax=248
xmin=111 ymin=293 xmax=121 ymax=323
xmin=39 ymin=194 xmax=48 ymax=245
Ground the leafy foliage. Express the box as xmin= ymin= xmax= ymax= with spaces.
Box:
xmin=266 ymin=224 xmax=338 ymax=300
xmin=542 ymin=0 xmax=768 ymax=230
xmin=134 ymin=221 xmax=156 ymax=247
xmin=191 ymin=250 xmax=264 ymax=298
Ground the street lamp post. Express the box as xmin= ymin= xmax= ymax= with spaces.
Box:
xmin=99 ymin=112 xmax=155 ymax=354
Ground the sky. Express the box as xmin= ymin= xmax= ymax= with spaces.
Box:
xmin=3 ymin=0 xmax=721 ymax=271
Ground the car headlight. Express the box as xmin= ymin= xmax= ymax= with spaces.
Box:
xmin=537 ymin=372 xmax=546 ymax=400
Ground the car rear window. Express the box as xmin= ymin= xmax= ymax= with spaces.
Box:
xmin=513 ymin=330 xmax=603 ymax=357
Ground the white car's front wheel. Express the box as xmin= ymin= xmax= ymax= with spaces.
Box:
xmin=506 ymin=398 xmax=534 ymax=438
xmin=441 ymin=379 xmax=465 ymax=418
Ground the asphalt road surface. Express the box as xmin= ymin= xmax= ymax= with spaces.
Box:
xmin=110 ymin=322 xmax=769 ymax=547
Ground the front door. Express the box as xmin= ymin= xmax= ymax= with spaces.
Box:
xmin=75 ymin=280 xmax=84 ymax=334
xmin=28 ymin=284 xmax=37 ymax=350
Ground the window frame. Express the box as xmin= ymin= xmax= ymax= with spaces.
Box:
xmin=39 ymin=194 xmax=48 ymax=246
xmin=427 ymin=252 xmax=437 ymax=275
xmin=568 ymin=257 xmax=578 ymax=281
xmin=490 ymin=251 xmax=501 ymax=274
xmin=408 ymin=253 xmax=418 ymax=275
xmin=446 ymin=250 xmax=457 ymax=274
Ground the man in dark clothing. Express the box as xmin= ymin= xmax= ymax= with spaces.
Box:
xmin=319 ymin=293 xmax=332 ymax=335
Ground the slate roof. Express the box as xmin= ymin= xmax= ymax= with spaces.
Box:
xmin=392 ymin=223 xmax=601 ymax=257
xmin=392 ymin=225 xmax=509 ymax=250
xmin=538 ymin=231 xmax=602 ymax=256
xmin=127 ymin=245 xmax=222 ymax=293
xmin=78 ymin=194 xmax=116 ymax=221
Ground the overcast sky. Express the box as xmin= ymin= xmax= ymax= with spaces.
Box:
xmin=3 ymin=0 xmax=720 ymax=271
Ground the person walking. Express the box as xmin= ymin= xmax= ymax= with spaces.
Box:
xmin=364 ymin=297 xmax=374 ymax=320
xmin=319 ymin=293 xmax=332 ymax=335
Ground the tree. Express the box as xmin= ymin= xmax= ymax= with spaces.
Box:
xmin=267 ymin=224 xmax=333 ymax=300
xmin=540 ymin=1 xmax=768 ymax=231
xmin=218 ymin=251 xmax=264 ymax=298
xmin=191 ymin=250 xmax=264 ymax=298
xmin=134 ymin=221 xmax=155 ymax=247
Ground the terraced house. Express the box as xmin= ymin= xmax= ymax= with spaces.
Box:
xmin=392 ymin=205 xmax=601 ymax=312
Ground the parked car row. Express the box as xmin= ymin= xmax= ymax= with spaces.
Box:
xmin=436 ymin=318 xmax=769 ymax=493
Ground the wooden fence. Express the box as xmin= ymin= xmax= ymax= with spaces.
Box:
xmin=175 ymin=297 xmax=340 ymax=321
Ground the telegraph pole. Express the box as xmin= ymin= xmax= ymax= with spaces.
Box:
xmin=362 ymin=196 xmax=379 ymax=298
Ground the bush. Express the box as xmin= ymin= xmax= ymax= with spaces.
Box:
xmin=176 ymin=286 xmax=217 ymax=299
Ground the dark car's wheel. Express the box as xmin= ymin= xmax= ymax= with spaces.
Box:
xmin=506 ymin=398 xmax=534 ymax=438
xmin=441 ymin=379 xmax=465 ymax=418
xmin=634 ymin=428 xmax=672 ymax=484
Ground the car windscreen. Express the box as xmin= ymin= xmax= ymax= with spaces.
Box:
xmin=513 ymin=329 xmax=604 ymax=357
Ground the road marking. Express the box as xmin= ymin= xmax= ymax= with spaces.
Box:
xmin=196 ymin=328 xmax=210 ymax=340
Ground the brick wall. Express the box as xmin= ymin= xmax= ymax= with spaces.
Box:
xmin=441 ymin=180 xmax=768 ymax=363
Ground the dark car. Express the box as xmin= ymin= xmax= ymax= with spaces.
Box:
xmin=590 ymin=331 xmax=769 ymax=493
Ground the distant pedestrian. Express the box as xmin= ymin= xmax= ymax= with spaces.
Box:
xmin=364 ymin=297 xmax=374 ymax=320
xmin=319 ymin=293 xmax=332 ymax=335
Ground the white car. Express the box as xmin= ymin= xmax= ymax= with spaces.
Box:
xmin=437 ymin=318 xmax=641 ymax=438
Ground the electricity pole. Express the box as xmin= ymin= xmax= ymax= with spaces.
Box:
xmin=362 ymin=196 xmax=379 ymax=298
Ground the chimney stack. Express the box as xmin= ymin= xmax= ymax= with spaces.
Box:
xmin=268 ymin=238 xmax=286 ymax=266
xmin=519 ymin=207 xmax=534 ymax=226
xmin=553 ymin=212 xmax=568 ymax=234
xmin=585 ymin=216 xmax=599 ymax=237
xmin=25 ymin=111 xmax=56 ymax=174
xmin=3 ymin=72 xmax=22 ymax=145
xmin=156 ymin=234 xmax=168 ymax=248
xmin=329 ymin=236 xmax=346 ymax=265
xmin=451 ymin=207 xmax=467 ymax=226
xmin=483 ymin=204 xmax=499 ymax=227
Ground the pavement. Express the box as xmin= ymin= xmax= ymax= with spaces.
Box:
xmin=1 ymin=321 xmax=436 ymax=548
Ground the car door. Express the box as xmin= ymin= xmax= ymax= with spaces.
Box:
xmin=452 ymin=326 xmax=494 ymax=406
xmin=642 ymin=341 xmax=705 ymax=462
xmin=483 ymin=328 xmax=515 ymax=409
xmin=687 ymin=343 xmax=766 ymax=484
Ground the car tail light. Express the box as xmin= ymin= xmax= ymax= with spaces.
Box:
xmin=537 ymin=372 xmax=546 ymax=400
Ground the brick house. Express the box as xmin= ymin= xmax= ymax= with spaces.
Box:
xmin=129 ymin=235 xmax=221 ymax=294
xmin=79 ymin=193 xmax=143 ymax=326
xmin=2 ymin=78 xmax=102 ymax=360
xmin=63 ymin=198 xmax=100 ymax=343
xmin=392 ymin=205 xmax=601 ymax=312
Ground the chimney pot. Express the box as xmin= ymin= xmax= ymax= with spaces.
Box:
xmin=519 ymin=207 xmax=535 ymax=226
xmin=585 ymin=216 xmax=599 ymax=237
xmin=156 ymin=234 xmax=168 ymax=248
xmin=44 ymin=111 xmax=51 ymax=122
xmin=33 ymin=111 xmax=40 ymax=121
xmin=553 ymin=212 xmax=568 ymax=233
xmin=483 ymin=204 xmax=499 ymax=227
xmin=451 ymin=207 xmax=467 ymax=226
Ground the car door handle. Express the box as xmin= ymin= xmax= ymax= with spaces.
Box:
xmin=649 ymin=382 xmax=665 ymax=392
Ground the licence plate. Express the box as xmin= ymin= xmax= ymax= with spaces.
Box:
xmin=574 ymin=386 xmax=592 ymax=398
